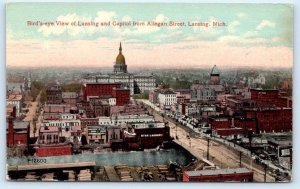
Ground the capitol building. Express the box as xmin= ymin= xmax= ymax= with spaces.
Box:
xmin=83 ymin=43 xmax=156 ymax=94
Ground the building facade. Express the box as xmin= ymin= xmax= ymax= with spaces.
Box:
xmin=157 ymin=90 xmax=176 ymax=107
xmin=46 ymin=84 xmax=63 ymax=104
xmin=83 ymin=43 xmax=156 ymax=95
xmin=183 ymin=168 xmax=253 ymax=182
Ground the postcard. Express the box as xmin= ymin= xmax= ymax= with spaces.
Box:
xmin=6 ymin=3 xmax=293 ymax=182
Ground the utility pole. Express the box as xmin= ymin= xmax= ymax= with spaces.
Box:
xmin=239 ymin=151 xmax=242 ymax=167
xmin=175 ymin=123 xmax=178 ymax=139
xmin=189 ymin=131 xmax=191 ymax=148
xmin=264 ymin=163 xmax=267 ymax=182
xmin=207 ymin=137 xmax=210 ymax=160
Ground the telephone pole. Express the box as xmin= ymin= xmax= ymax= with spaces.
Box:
xmin=207 ymin=137 xmax=210 ymax=160
xmin=239 ymin=151 xmax=242 ymax=167
xmin=264 ymin=163 xmax=267 ymax=182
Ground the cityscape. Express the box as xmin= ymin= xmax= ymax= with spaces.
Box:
xmin=6 ymin=3 xmax=293 ymax=183
xmin=6 ymin=43 xmax=292 ymax=182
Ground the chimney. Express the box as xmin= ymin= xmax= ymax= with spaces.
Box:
xmin=7 ymin=116 xmax=14 ymax=146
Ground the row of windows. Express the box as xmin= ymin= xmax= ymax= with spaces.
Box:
xmin=45 ymin=122 xmax=80 ymax=127
xmin=141 ymin=134 xmax=163 ymax=137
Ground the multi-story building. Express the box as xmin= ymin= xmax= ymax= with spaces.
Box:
xmin=83 ymin=43 xmax=156 ymax=95
xmin=174 ymin=89 xmax=191 ymax=104
xmin=191 ymin=84 xmax=217 ymax=101
xmin=157 ymin=89 xmax=176 ymax=108
xmin=245 ymin=107 xmax=292 ymax=133
xmin=6 ymin=117 xmax=29 ymax=146
xmin=46 ymin=84 xmax=62 ymax=104
xmin=183 ymin=168 xmax=253 ymax=182
xmin=83 ymin=83 xmax=130 ymax=106
xmin=110 ymin=104 xmax=147 ymax=116
xmin=250 ymin=89 xmax=292 ymax=108
xmin=62 ymin=92 xmax=77 ymax=107
xmin=43 ymin=104 xmax=71 ymax=120
xmin=123 ymin=122 xmax=171 ymax=149
xmin=191 ymin=65 xmax=224 ymax=102
xmin=6 ymin=93 xmax=23 ymax=117
xmin=98 ymin=114 xmax=154 ymax=126
xmin=90 ymin=99 xmax=110 ymax=117
xmin=86 ymin=125 xmax=107 ymax=144
xmin=41 ymin=116 xmax=81 ymax=132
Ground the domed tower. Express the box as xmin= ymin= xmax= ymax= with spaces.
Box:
xmin=209 ymin=65 xmax=220 ymax=85
xmin=113 ymin=42 xmax=127 ymax=73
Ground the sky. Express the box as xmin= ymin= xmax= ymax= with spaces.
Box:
xmin=6 ymin=3 xmax=293 ymax=68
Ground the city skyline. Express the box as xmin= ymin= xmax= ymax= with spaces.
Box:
xmin=7 ymin=3 xmax=293 ymax=68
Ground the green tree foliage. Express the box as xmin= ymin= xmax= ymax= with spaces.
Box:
xmin=169 ymin=79 xmax=192 ymax=89
xmin=62 ymin=83 xmax=82 ymax=93
xmin=133 ymin=92 xmax=149 ymax=99
xmin=29 ymin=81 xmax=46 ymax=101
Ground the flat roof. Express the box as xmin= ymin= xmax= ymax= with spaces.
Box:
xmin=7 ymin=161 xmax=96 ymax=171
xmin=7 ymin=94 xmax=23 ymax=101
xmin=13 ymin=121 xmax=29 ymax=129
xmin=185 ymin=168 xmax=252 ymax=177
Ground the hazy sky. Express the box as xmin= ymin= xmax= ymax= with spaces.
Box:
xmin=6 ymin=3 xmax=293 ymax=68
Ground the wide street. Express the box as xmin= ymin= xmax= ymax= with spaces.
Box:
xmin=142 ymin=101 xmax=275 ymax=182
xmin=23 ymin=91 xmax=42 ymax=138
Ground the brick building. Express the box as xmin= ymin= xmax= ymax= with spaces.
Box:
xmin=46 ymin=84 xmax=63 ymax=104
xmin=245 ymin=107 xmax=292 ymax=133
xmin=6 ymin=117 xmax=29 ymax=146
xmin=250 ymin=89 xmax=292 ymax=108
xmin=112 ymin=87 xmax=130 ymax=106
xmin=208 ymin=116 xmax=256 ymax=136
xmin=83 ymin=83 xmax=130 ymax=106
xmin=34 ymin=146 xmax=72 ymax=157
xmin=80 ymin=117 xmax=99 ymax=129
xmin=123 ymin=122 xmax=171 ymax=150
xmin=83 ymin=83 xmax=121 ymax=100
xmin=62 ymin=92 xmax=77 ymax=107
xmin=183 ymin=168 xmax=253 ymax=182
xmin=90 ymin=99 xmax=110 ymax=117
xmin=110 ymin=104 xmax=146 ymax=116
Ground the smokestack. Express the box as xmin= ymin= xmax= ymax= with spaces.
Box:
xmin=7 ymin=116 xmax=14 ymax=146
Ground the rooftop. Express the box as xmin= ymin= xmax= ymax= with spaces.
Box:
xmin=62 ymin=92 xmax=77 ymax=99
xmin=268 ymin=139 xmax=292 ymax=147
xmin=40 ymin=126 xmax=60 ymax=133
xmin=7 ymin=94 xmax=23 ymax=101
xmin=185 ymin=168 xmax=252 ymax=177
xmin=13 ymin=121 xmax=29 ymax=130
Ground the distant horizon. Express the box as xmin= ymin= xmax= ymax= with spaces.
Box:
xmin=6 ymin=64 xmax=293 ymax=70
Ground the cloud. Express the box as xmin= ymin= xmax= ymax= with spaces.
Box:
xmin=227 ymin=20 xmax=240 ymax=33
xmin=7 ymin=37 xmax=293 ymax=69
xmin=122 ymin=15 xmax=132 ymax=22
xmin=237 ymin=12 xmax=247 ymax=18
xmin=256 ymin=20 xmax=276 ymax=30
xmin=218 ymin=35 xmax=283 ymax=47
xmin=95 ymin=11 xmax=117 ymax=22
xmin=242 ymin=31 xmax=258 ymax=38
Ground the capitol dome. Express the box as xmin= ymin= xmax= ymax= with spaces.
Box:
xmin=116 ymin=42 xmax=125 ymax=64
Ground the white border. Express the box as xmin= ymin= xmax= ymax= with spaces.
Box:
xmin=0 ymin=1 xmax=297 ymax=189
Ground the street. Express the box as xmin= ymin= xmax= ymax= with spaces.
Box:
xmin=143 ymin=101 xmax=275 ymax=182
xmin=23 ymin=91 xmax=42 ymax=138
